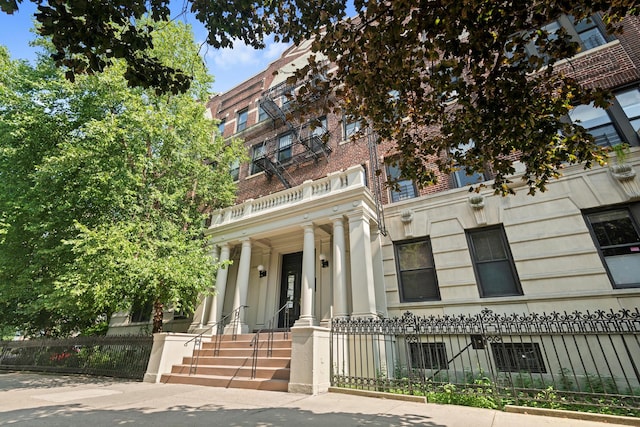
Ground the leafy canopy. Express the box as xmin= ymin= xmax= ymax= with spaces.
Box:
xmin=0 ymin=20 xmax=244 ymax=336
xmin=296 ymin=0 xmax=639 ymax=194
xmin=0 ymin=0 xmax=346 ymax=93
xmin=1 ymin=1 xmax=638 ymax=194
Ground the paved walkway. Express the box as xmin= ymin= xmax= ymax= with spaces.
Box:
xmin=0 ymin=372 xmax=635 ymax=426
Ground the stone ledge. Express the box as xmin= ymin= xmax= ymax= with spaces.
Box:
xmin=328 ymin=387 xmax=427 ymax=403
xmin=504 ymin=405 xmax=640 ymax=426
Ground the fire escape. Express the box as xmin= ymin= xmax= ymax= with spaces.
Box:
xmin=254 ymin=81 xmax=332 ymax=188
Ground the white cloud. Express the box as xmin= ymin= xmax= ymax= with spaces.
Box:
xmin=200 ymin=36 xmax=291 ymax=93
xmin=204 ymin=36 xmax=290 ymax=70
xmin=263 ymin=39 xmax=290 ymax=61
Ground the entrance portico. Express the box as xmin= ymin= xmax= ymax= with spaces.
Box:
xmin=191 ymin=165 xmax=386 ymax=335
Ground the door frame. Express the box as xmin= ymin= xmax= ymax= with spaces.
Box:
xmin=278 ymin=251 xmax=303 ymax=328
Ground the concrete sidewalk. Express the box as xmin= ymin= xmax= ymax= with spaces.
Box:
xmin=0 ymin=372 xmax=636 ymax=426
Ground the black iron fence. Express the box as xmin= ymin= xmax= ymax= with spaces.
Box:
xmin=0 ymin=335 xmax=153 ymax=380
xmin=331 ymin=309 xmax=640 ymax=416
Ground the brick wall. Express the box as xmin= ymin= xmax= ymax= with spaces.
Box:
xmin=209 ymin=15 xmax=640 ymax=206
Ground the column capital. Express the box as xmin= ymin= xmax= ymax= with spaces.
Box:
xmin=329 ymin=215 xmax=345 ymax=224
xmin=300 ymin=222 xmax=315 ymax=230
xmin=346 ymin=210 xmax=371 ymax=223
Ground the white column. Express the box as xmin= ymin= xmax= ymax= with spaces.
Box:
xmin=370 ymin=229 xmax=387 ymax=317
xmin=296 ymin=223 xmax=316 ymax=327
xmin=331 ymin=216 xmax=348 ymax=318
xmin=229 ymin=238 xmax=251 ymax=333
xmin=207 ymin=243 xmax=230 ymax=332
xmin=348 ymin=212 xmax=377 ymax=318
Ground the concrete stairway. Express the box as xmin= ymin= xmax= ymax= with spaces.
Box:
xmin=160 ymin=332 xmax=291 ymax=391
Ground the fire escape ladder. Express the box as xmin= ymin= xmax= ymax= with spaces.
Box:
xmin=367 ymin=128 xmax=388 ymax=236
xmin=256 ymin=81 xmax=333 ymax=186
xmin=254 ymin=155 xmax=293 ymax=189
xmin=252 ymin=137 xmax=294 ymax=189
xmin=259 ymin=97 xmax=288 ymax=124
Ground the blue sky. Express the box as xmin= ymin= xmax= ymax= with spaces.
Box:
xmin=0 ymin=2 xmax=290 ymax=94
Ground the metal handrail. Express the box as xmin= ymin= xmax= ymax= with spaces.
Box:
xmin=185 ymin=305 xmax=247 ymax=376
xmin=249 ymin=302 xmax=292 ymax=379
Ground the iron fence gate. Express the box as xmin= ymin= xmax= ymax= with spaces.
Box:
xmin=331 ymin=309 xmax=640 ymax=415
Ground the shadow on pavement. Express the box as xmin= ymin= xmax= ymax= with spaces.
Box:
xmin=0 ymin=371 xmax=128 ymax=390
xmin=0 ymin=402 xmax=445 ymax=426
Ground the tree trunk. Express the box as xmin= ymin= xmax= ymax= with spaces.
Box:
xmin=152 ymin=298 xmax=163 ymax=334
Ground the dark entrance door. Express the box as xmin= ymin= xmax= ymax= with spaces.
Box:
xmin=278 ymin=252 xmax=302 ymax=328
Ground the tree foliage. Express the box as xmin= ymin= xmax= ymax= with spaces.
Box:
xmin=0 ymin=21 xmax=244 ymax=336
xmin=3 ymin=1 xmax=638 ymax=193
xmin=0 ymin=0 xmax=346 ymax=94
xmin=296 ymin=0 xmax=639 ymax=194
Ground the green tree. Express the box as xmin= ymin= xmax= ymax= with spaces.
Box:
xmin=296 ymin=1 xmax=637 ymax=194
xmin=0 ymin=0 xmax=346 ymax=94
xmin=2 ymin=1 xmax=637 ymax=193
xmin=0 ymin=21 xmax=244 ymax=336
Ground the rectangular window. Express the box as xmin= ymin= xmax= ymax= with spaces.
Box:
xmin=387 ymin=162 xmax=417 ymax=202
xmin=466 ymin=226 xmax=522 ymax=297
xmin=344 ymin=117 xmax=361 ymax=139
xmin=309 ymin=116 xmax=328 ymax=152
xmin=569 ymin=103 xmax=622 ymax=147
xmin=532 ymin=14 xmax=613 ymax=59
xmin=250 ymin=143 xmax=265 ymax=174
xmin=277 ymin=133 xmax=293 ymax=162
xmin=570 ymin=15 xmax=611 ymax=51
xmin=229 ymin=159 xmax=240 ymax=181
xmin=258 ymin=104 xmax=270 ymax=122
xmin=492 ymin=342 xmax=546 ymax=373
xmin=394 ymin=238 xmax=440 ymax=302
xmin=569 ymin=88 xmax=640 ymax=147
xmin=130 ymin=299 xmax=153 ymax=323
xmin=409 ymin=342 xmax=448 ymax=370
xmin=615 ymin=87 xmax=640 ymax=134
xmin=453 ymin=168 xmax=486 ymax=187
xmin=236 ymin=108 xmax=248 ymax=132
xmin=311 ymin=116 xmax=328 ymax=137
xmin=451 ymin=140 xmax=488 ymax=188
xmin=584 ymin=205 xmax=640 ymax=288
xmin=281 ymin=87 xmax=294 ymax=111
xmin=217 ymin=119 xmax=225 ymax=137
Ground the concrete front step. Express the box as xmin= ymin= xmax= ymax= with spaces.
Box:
xmin=192 ymin=348 xmax=291 ymax=358
xmin=161 ymin=373 xmax=289 ymax=392
xmin=167 ymin=332 xmax=292 ymax=392
xmin=203 ymin=339 xmax=292 ymax=349
xmin=171 ymin=364 xmax=290 ymax=380
xmin=205 ymin=332 xmax=291 ymax=342
xmin=183 ymin=356 xmax=290 ymax=368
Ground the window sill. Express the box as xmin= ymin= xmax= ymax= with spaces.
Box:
xmin=400 ymin=299 xmax=441 ymax=304
xmin=245 ymin=171 xmax=265 ymax=180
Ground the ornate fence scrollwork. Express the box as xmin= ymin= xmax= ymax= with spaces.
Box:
xmin=330 ymin=309 xmax=640 ymax=415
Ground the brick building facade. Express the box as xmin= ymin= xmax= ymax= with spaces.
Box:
xmin=115 ymin=14 xmax=640 ymax=396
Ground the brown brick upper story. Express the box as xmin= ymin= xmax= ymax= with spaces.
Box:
xmin=207 ymin=15 xmax=640 ymax=207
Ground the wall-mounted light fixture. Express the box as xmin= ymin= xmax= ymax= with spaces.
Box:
xmin=257 ymin=264 xmax=267 ymax=278
xmin=319 ymin=254 xmax=329 ymax=268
